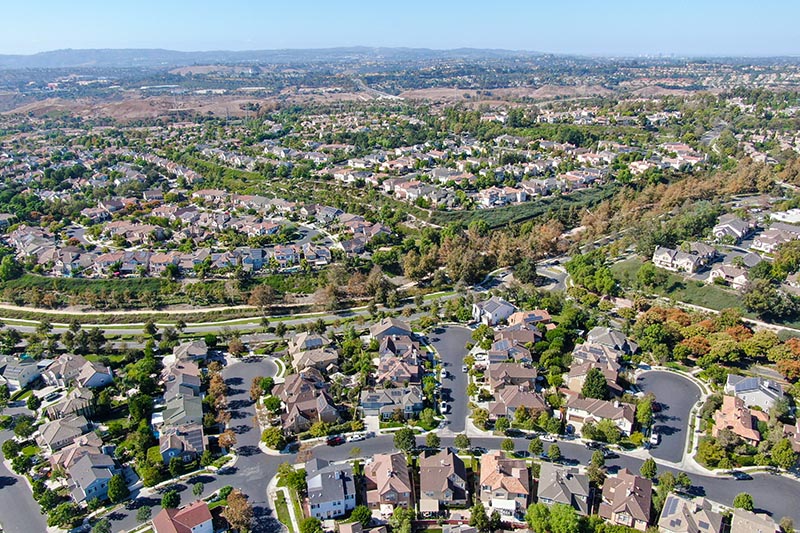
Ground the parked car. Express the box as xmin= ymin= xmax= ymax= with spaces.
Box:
xmin=347 ymin=433 xmax=366 ymax=442
xmin=602 ymin=449 xmax=619 ymax=459
xmin=649 ymin=432 xmax=660 ymax=445
xmin=730 ymin=471 xmax=752 ymax=481
xmin=541 ymin=434 xmax=556 ymax=442
xmin=326 ymin=436 xmax=345 ymax=446
xmin=462 ymin=365 xmax=468 ymax=373
xmin=585 ymin=441 xmax=605 ymax=450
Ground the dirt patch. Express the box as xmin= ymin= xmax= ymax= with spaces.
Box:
xmin=399 ymin=85 xmax=614 ymax=102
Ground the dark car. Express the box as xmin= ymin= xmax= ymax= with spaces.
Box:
xmin=585 ymin=441 xmax=605 ymax=450
xmin=326 ymin=436 xmax=345 ymax=446
xmin=602 ymin=449 xmax=619 ymax=459
xmin=730 ymin=471 xmax=752 ymax=480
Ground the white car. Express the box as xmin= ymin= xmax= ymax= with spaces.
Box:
xmin=649 ymin=432 xmax=660 ymax=445
xmin=440 ymin=402 xmax=449 ymax=413
xmin=462 ymin=365 xmax=468 ymax=372
xmin=347 ymin=433 xmax=366 ymax=442
xmin=541 ymin=434 xmax=556 ymax=442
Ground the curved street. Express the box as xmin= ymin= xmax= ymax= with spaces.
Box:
xmin=637 ymin=370 xmax=702 ymax=464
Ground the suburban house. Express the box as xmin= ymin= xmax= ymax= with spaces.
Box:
xmin=536 ymin=463 xmax=591 ymax=515
xmin=652 ymin=246 xmax=701 ymax=273
xmin=712 ymin=395 xmax=768 ymax=445
xmin=708 ymin=264 xmax=748 ymax=289
xmin=487 ymin=363 xmax=538 ymax=391
xmin=306 ymin=458 xmax=357 ymax=520
xmin=46 ymin=387 xmax=94 ymax=419
xmin=160 ymin=394 xmax=204 ymax=428
xmin=712 ymin=214 xmax=754 ymax=243
xmin=292 ymin=347 xmax=339 ymax=373
xmin=565 ymin=396 xmax=636 ymax=436
xmin=782 ymin=423 xmax=800 ymax=452
xmin=0 ymin=359 xmax=41 ymax=391
xmin=369 ymin=318 xmax=413 ymax=341
xmin=274 ymin=369 xmax=341 ymax=434
xmin=153 ymin=500 xmax=214 ymax=533
xmin=724 ymin=375 xmax=784 ymax=411
xmin=479 ymin=450 xmax=530 ymax=519
xmin=37 ymin=415 xmax=91 ymax=453
xmin=507 ymin=309 xmax=551 ymax=328
xmin=419 ymin=449 xmax=469 ymax=515
xmin=487 ymin=339 xmax=533 ymax=364
xmin=375 ymin=353 xmax=422 ymax=386
xmin=567 ymin=358 xmax=622 ymax=397
xmin=360 ymin=386 xmax=424 ymax=419
xmin=472 ymin=296 xmax=516 ymax=326
xmin=288 ymin=332 xmax=330 ymax=354
xmin=68 ymin=452 xmax=118 ymax=503
xmin=364 ymin=452 xmax=414 ymax=514
xmin=159 ymin=424 xmax=206 ymax=464
xmin=598 ymin=469 xmax=652 ymax=531
xmin=488 ymin=386 xmax=548 ymax=421
xmin=657 ymin=495 xmax=724 ymax=533
xmin=586 ymin=327 xmax=638 ymax=354
xmin=730 ymin=508 xmax=780 ymax=533
xmin=42 ymin=353 xmax=113 ymax=389
xmin=173 ymin=340 xmax=209 ymax=362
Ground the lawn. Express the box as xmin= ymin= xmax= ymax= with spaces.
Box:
xmin=611 ymin=258 xmax=743 ymax=311
xmin=274 ymin=492 xmax=294 ymax=533
xmin=22 ymin=444 xmax=39 ymax=457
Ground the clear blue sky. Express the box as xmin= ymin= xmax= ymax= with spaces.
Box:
xmin=2 ymin=0 xmax=797 ymax=56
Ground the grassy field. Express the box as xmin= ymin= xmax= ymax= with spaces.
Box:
xmin=611 ymin=258 xmax=743 ymax=311
xmin=430 ymin=184 xmax=620 ymax=229
xmin=274 ymin=492 xmax=294 ymax=533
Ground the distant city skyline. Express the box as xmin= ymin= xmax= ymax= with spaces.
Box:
xmin=2 ymin=0 xmax=798 ymax=57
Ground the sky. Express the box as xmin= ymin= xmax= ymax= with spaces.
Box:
xmin=1 ymin=0 xmax=798 ymax=57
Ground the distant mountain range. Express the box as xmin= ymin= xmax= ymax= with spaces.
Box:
xmin=0 ymin=47 xmax=544 ymax=69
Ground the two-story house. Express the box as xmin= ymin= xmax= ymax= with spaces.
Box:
xmin=479 ymin=450 xmax=530 ymax=519
xmin=365 ymin=453 xmax=413 ymax=515
xmin=419 ymin=449 xmax=469 ymax=515
xmin=537 ymin=463 xmax=591 ymax=515
xmin=598 ymin=469 xmax=652 ymax=531
xmin=306 ymin=458 xmax=357 ymax=519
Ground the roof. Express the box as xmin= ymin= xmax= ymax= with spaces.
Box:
xmin=369 ymin=317 xmax=412 ymax=338
xmin=68 ymin=452 xmax=115 ymax=491
xmin=587 ymin=327 xmax=638 ymax=354
xmin=475 ymin=296 xmax=516 ymax=316
xmin=419 ymin=448 xmax=467 ymax=496
xmin=306 ymin=459 xmax=356 ymax=505
xmin=364 ymin=453 xmax=412 ymax=498
xmin=38 ymin=415 xmax=89 ymax=447
xmin=725 ymin=374 xmax=783 ymax=402
xmin=537 ymin=463 xmax=589 ymax=513
xmin=566 ymin=396 xmax=635 ymax=425
xmin=598 ymin=469 xmax=651 ymax=523
xmin=479 ymin=450 xmax=529 ymax=496
xmin=730 ymin=508 xmax=779 ymax=533
xmin=658 ymin=495 xmax=724 ymax=533
xmin=153 ymin=501 xmax=213 ymax=533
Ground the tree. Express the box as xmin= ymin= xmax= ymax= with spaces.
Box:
xmin=2 ymin=439 xmax=20 ymax=458
xmin=169 ymin=456 xmax=183 ymax=478
xmin=528 ymin=437 xmax=543 ymax=456
xmin=223 ymin=489 xmax=254 ymax=532
xmin=780 ymin=517 xmax=794 ymax=533
xmin=351 ymin=505 xmax=372 ymax=528
xmin=161 ymin=489 xmax=180 ymax=509
xmin=676 ymin=472 xmax=692 ymax=490
xmin=581 ymin=368 xmax=609 ymax=400
xmin=218 ymin=429 xmax=237 ymax=450
xmin=136 ymin=506 xmax=151 ymax=523
xmin=0 ymin=255 xmax=21 ymax=281
xmin=526 ymin=502 xmax=550 ymax=533
xmin=494 ymin=417 xmax=510 ymax=434
xmin=92 ymin=519 xmax=111 ymax=533
xmin=200 ymin=450 xmax=214 ymax=467
xmin=548 ymin=443 xmax=561 ymax=462
xmin=548 ymin=503 xmax=579 ymax=533
xmin=47 ymin=502 xmax=81 ymax=529
xmin=501 ymin=438 xmax=515 ymax=453
xmin=640 ymin=458 xmax=658 ymax=479
xmin=107 ymin=474 xmax=129 ymax=503
xmin=425 ymin=432 xmax=441 ymax=449
xmin=228 ymin=337 xmax=246 ymax=357
xmin=454 ymin=433 xmax=471 ymax=451
xmin=393 ymin=427 xmax=416 ymax=454
xmin=261 ymin=427 xmax=286 ymax=450
xmin=469 ymin=501 xmax=490 ymax=533
xmin=772 ymin=438 xmax=798 ymax=470
xmin=733 ymin=492 xmax=754 ymax=511
xmin=26 ymin=394 xmax=41 ymax=411
xmin=636 ymin=395 xmax=654 ymax=428
xmin=192 ymin=482 xmax=205 ymax=498
xmin=300 ymin=517 xmax=323 ymax=533
xmin=591 ymin=450 xmax=605 ymax=468
xmin=13 ymin=417 xmax=34 ymax=439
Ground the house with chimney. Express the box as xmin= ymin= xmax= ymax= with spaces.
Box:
xmin=153 ymin=500 xmax=213 ymax=533
xmin=472 ymin=296 xmax=516 ymax=326
xmin=598 ymin=469 xmax=652 ymax=531
xmin=479 ymin=450 xmax=530 ymax=519
xmin=724 ymin=374 xmax=784 ymax=411
xmin=712 ymin=395 xmax=768 ymax=446
xmin=537 ymin=463 xmax=591 ymax=515
xmin=419 ymin=448 xmax=469 ymax=515
xmin=565 ymin=396 xmax=636 ymax=436
xmin=306 ymin=458 xmax=357 ymax=519
xmin=364 ymin=452 xmax=414 ymax=515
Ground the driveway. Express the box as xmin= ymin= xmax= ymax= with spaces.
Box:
xmin=637 ymin=370 xmax=701 ymax=463
xmin=428 ymin=325 xmax=472 ymax=433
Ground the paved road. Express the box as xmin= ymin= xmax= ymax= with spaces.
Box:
xmin=428 ymin=325 xmax=472 ymax=433
xmin=0 ymin=407 xmax=48 ymax=533
xmin=637 ymin=370 xmax=701 ymax=463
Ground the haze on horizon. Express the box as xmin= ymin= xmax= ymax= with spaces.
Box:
xmin=2 ymin=0 xmax=798 ymax=58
